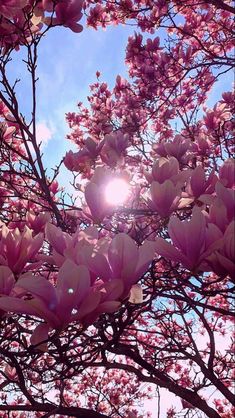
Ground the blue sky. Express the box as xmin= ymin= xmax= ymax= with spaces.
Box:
xmin=10 ymin=23 xmax=133 ymax=165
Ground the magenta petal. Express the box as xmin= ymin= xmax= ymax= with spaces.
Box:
xmin=16 ymin=274 xmax=57 ymax=311
xmin=216 ymin=253 xmax=235 ymax=277
xmin=189 ymin=166 xmax=205 ymax=197
xmin=216 ymin=182 xmax=235 ymax=222
xmin=108 ymin=233 xmax=138 ymax=279
xmin=169 ymin=209 xmax=206 ymax=265
xmin=0 ymin=296 xmax=40 ymax=316
xmin=101 ymin=279 xmax=124 ymax=301
xmin=134 ymin=241 xmax=156 ymax=283
xmin=77 ymin=289 xmax=101 ymax=319
xmin=155 ymin=237 xmax=187 ymax=265
xmin=85 ymin=182 xmax=106 ymax=222
xmin=30 ymin=323 xmax=50 ymax=351
xmin=0 ymin=296 xmax=59 ymax=327
xmin=57 ymin=261 xmax=90 ymax=318
xmin=86 ymin=252 xmax=112 ymax=281
xmin=0 ymin=266 xmax=15 ymax=295
xmin=96 ymin=301 xmax=121 ymax=315
xmin=150 ymin=180 xmax=180 ymax=217
xmin=46 ymin=223 xmax=68 ymax=255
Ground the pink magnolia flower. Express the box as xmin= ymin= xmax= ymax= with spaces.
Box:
xmin=84 ymin=167 xmax=113 ymax=222
xmin=85 ymin=182 xmax=110 ymax=222
xmin=150 ymin=180 xmax=181 ymax=217
xmin=0 ymin=0 xmax=28 ymax=19
xmin=185 ymin=166 xmax=217 ymax=199
xmin=0 ymin=266 xmax=15 ymax=296
xmin=219 ymin=158 xmax=235 ymax=189
xmin=26 ymin=211 xmax=50 ymax=234
xmin=203 ymin=221 xmax=235 ymax=278
xmin=104 ymin=131 xmax=129 ymax=154
xmin=151 ymin=157 xmax=179 ymax=183
xmin=191 ymin=135 xmax=212 ymax=157
xmin=0 ymin=225 xmax=43 ymax=274
xmin=77 ymin=279 xmax=124 ymax=325
xmin=0 ymin=261 xmax=126 ymax=340
xmin=164 ymin=135 xmax=190 ymax=162
xmin=0 ymin=266 xmax=15 ymax=317
xmin=43 ymin=0 xmax=83 ymax=32
xmin=63 ymin=150 xmax=78 ymax=171
xmin=146 ymin=157 xmax=190 ymax=189
xmin=215 ymin=182 xmax=235 ymax=223
xmin=85 ymin=233 xmax=156 ymax=294
xmin=155 ymin=209 xmax=223 ymax=271
xmin=55 ymin=0 xmax=83 ymax=33
xmin=64 ymin=138 xmax=103 ymax=172
xmin=208 ymin=197 xmax=229 ymax=233
xmin=101 ymin=131 xmax=129 ymax=166
xmin=0 ymin=260 xmax=92 ymax=329
xmin=45 ymin=222 xmax=98 ymax=269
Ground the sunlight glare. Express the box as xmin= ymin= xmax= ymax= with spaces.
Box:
xmin=105 ymin=178 xmax=129 ymax=205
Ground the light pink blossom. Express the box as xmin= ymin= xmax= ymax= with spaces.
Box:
xmin=155 ymin=209 xmax=223 ymax=271
xmin=150 ymin=180 xmax=181 ymax=217
xmin=0 ymin=225 xmax=43 ymax=274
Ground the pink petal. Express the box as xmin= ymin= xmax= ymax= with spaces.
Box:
xmin=134 ymin=241 xmax=156 ymax=282
xmin=85 ymin=182 xmax=106 ymax=222
xmin=86 ymin=252 xmax=112 ymax=281
xmin=46 ymin=223 xmax=68 ymax=255
xmin=0 ymin=296 xmax=40 ymax=316
xmin=56 ymin=261 xmax=90 ymax=319
xmin=30 ymin=323 xmax=50 ymax=351
xmin=155 ymin=237 xmax=186 ymax=265
xmin=77 ymin=289 xmax=101 ymax=319
xmin=16 ymin=274 xmax=57 ymax=311
xmin=0 ymin=266 xmax=15 ymax=295
xmin=169 ymin=209 xmax=206 ymax=265
xmin=108 ymin=233 xmax=138 ymax=280
xmin=96 ymin=301 xmax=121 ymax=315
xmin=100 ymin=279 xmax=124 ymax=301
xmin=189 ymin=166 xmax=206 ymax=197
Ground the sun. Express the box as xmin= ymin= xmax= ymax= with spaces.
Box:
xmin=105 ymin=178 xmax=129 ymax=205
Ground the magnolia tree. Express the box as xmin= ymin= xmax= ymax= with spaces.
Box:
xmin=0 ymin=1 xmax=234 ymax=417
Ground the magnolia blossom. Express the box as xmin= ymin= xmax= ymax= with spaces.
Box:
xmin=43 ymin=0 xmax=84 ymax=32
xmin=150 ymin=180 xmax=181 ymax=217
xmin=0 ymin=258 xmax=138 ymax=339
xmin=203 ymin=221 xmax=235 ymax=277
xmin=219 ymin=158 xmax=235 ymax=188
xmin=46 ymin=224 xmax=155 ymax=295
xmin=64 ymin=138 xmax=103 ymax=172
xmin=0 ymin=266 xmax=15 ymax=296
xmin=84 ymin=167 xmax=115 ymax=222
xmin=155 ymin=209 xmax=223 ymax=271
xmin=0 ymin=225 xmax=43 ymax=274
xmin=185 ymin=166 xmax=217 ymax=199
xmin=26 ymin=211 xmax=50 ymax=234
xmin=101 ymin=131 xmax=129 ymax=166
xmin=0 ymin=0 xmax=28 ymax=19
xmin=0 ymin=261 xmax=92 ymax=329
xmin=45 ymin=223 xmax=98 ymax=269
xmin=84 ymin=233 xmax=156 ymax=295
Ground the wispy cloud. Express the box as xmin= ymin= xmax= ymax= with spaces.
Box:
xmin=36 ymin=120 xmax=54 ymax=149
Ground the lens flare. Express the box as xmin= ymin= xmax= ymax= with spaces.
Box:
xmin=105 ymin=178 xmax=129 ymax=205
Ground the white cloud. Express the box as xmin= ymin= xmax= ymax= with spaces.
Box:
xmin=36 ymin=120 xmax=54 ymax=149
